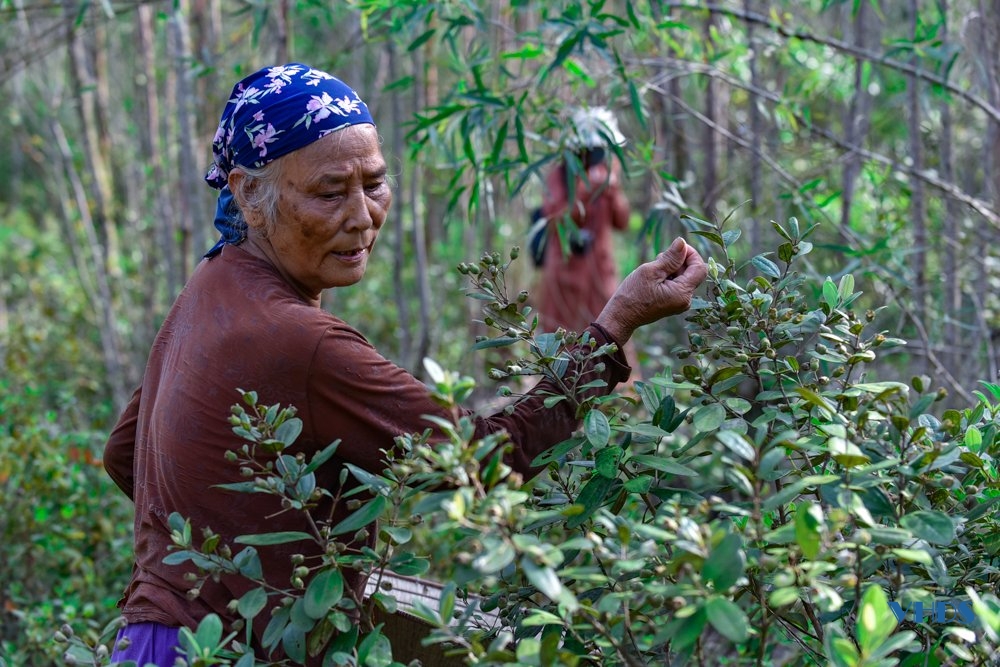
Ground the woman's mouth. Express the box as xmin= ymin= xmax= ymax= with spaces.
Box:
xmin=333 ymin=248 xmax=366 ymax=258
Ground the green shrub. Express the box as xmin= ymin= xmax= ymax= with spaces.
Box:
xmin=67 ymin=217 xmax=1000 ymax=666
xmin=0 ymin=379 xmax=134 ymax=666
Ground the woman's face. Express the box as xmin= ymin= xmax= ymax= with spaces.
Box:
xmin=256 ymin=124 xmax=392 ymax=298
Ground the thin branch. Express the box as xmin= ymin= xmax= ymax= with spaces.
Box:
xmin=664 ymin=1 xmax=1000 ymax=124
xmin=648 ymin=71 xmax=980 ymax=403
xmin=644 ymin=62 xmax=1000 ymax=227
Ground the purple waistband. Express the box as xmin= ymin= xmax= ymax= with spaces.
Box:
xmin=109 ymin=621 xmax=182 ymax=666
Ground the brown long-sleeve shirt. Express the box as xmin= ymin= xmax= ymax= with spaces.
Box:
xmin=103 ymin=243 xmax=629 ymax=651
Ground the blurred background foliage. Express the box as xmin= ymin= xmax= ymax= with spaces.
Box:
xmin=1 ymin=0 xmax=998 ymax=664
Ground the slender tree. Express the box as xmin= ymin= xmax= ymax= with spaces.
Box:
xmin=839 ymin=0 xmax=876 ymax=246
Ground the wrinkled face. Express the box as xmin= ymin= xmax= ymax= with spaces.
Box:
xmin=260 ymin=124 xmax=391 ymax=297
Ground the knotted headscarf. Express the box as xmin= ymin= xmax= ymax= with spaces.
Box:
xmin=204 ymin=63 xmax=375 ymax=257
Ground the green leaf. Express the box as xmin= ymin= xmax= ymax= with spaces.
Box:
xmin=762 ymin=474 xmax=841 ymax=511
xmin=162 ymin=551 xmax=194 ymax=566
xmin=822 ymin=278 xmax=839 ymax=307
xmin=706 ymin=597 xmax=750 ymax=643
xmin=237 ymin=587 xmax=268 ymax=620
xmin=387 ymin=552 xmax=430 ymax=577
xmin=473 ymin=336 xmax=519 ymax=350
xmin=275 ymin=418 xmax=303 ymax=447
xmin=837 ymin=274 xmax=856 ymax=300
xmin=194 ymin=613 xmax=223 ymax=650
xmin=965 ymin=495 xmax=1000 ymax=522
xmin=693 ymin=403 xmax=726 ymax=431
xmin=702 ymin=533 xmax=744 ymax=590
xmin=439 ymin=581 xmax=456 ymax=623
xmin=623 ymin=475 xmax=653 ymax=493
xmin=794 ymin=502 xmax=823 ymax=558
xmin=523 ymin=558 xmax=577 ymax=610
xmin=235 ymin=531 xmax=314 ymax=546
xmin=868 ymin=527 xmax=913 ymax=544
xmin=867 ymin=631 xmax=918 ymax=661
xmin=889 ymin=548 xmax=933 ymax=565
xmin=826 ymin=635 xmax=860 ymax=667
xmin=473 ymin=540 xmax=515 ymax=574
xmin=663 ymin=606 xmax=707 ymax=651
xmin=716 ymin=431 xmax=756 ymax=462
xmin=303 ymin=441 xmax=341 ymax=475
xmin=965 ymin=426 xmax=984 ymax=450
xmin=900 ymin=510 xmax=955 ymax=545
xmin=379 ymin=526 xmax=412 ymax=545
xmin=853 ymin=382 xmax=909 ymax=398
xmin=751 ymin=255 xmax=781 ymax=278
xmin=795 ymin=387 xmax=837 ymax=419
xmin=584 ymin=409 xmax=611 ymax=447
xmin=303 ymin=569 xmax=344 ymax=620
xmin=521 ymin=610 xmax=565 ymax=627
xmin=262 ymin=606 xmax=290 ymax=651
xmin=370 ymin=591 xmax=397 ymax=615
xmin=343 ymin=463 xmax=389 ymax=493
xmin=532 ymin=437 xmax=583 ymax=467
xmin=828 ymin=437 xmax=870 ymax=468
xmin=629 ymin=454 xmax=698 ymax=476
xmin=692 ymin=229 xmax=725 ymax=246
xmin=212 ymin=481 xmax=263 ymax=493
xmin=769 ymin=587 xmax=799 ymax=607
xmin=501 ymin=43 xmax=545 ymax=60
xmin=330 ymin=495 xmax=387 ymax=536
xmin=407 ymin=28 xmax=436 ymax=52
xmin=357 ymin=626 xmax=392 ymax=667
xmin=594 ymin=445 xmax=623 ymax=478
xmin=233 ymin=546 xmax=262 ymax=579
xmin=856 ymin=584 xmax=895 ymax=656
xmin=168 ymin=512 xmax=187 ymax=533
xmin=566 ymin=475 xmax=616 ymax=528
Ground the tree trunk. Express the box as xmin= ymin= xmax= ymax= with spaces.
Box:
xmin=975 ymin=0 xmax=1000 ymax=380
xmin=938 ymin=5 xmax=961 ymax=380
xmin=64 ymin=0 xmax=118 ymax=261
xmin=62 ymin=1 xmax=128 ymax=408
xmin=136 ymin=5 xmax=181 ymax=317
xmin=906 ymin=0 xmax=928 ymax=376
xmin=701 ymin=10 xmax=719 ymax=219
xmin=387 ymin=41 xmax=414 ymax=366
xmin=168 ymin=0 xmax=202 ymax=276
xmin=745 ymin=0 xmax=762 ymax=254
xmin=408 ymin=47 xmax=433 ymax=373
xmin=51 ymin=119 xmax=129 ymax=410
xmin=840 ymin=1 xmax=875 ymax=245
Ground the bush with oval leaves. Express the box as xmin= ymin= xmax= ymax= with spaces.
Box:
xmin=58 ymin=216 xmax=1000 ymax=667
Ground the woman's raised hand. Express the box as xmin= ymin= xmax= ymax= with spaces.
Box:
xmin=595 ymin=237 xmax=708 ymax=345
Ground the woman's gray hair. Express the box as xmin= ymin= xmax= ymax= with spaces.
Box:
xmin=227 ymin=158 xmax=286 ymax=239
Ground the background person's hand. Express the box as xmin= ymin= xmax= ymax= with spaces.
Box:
xmin=595 ymin=237 xmax=707 ymax=345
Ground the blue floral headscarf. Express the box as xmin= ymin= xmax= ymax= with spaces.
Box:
xmin=204 ymin=63 xmax=375 ymax=257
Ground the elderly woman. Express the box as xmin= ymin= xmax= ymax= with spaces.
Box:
xmin=103 ymin=63 xmax=707 ymax=664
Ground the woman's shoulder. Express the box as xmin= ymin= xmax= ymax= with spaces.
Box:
xmin=192 ymin=246 xmax=360 ymax=337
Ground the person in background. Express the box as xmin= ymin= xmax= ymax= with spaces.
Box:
xmin=535 ymin=106 xmax=641 ymax=372
xmin=103 ymin=64 xmax=707 ymax=665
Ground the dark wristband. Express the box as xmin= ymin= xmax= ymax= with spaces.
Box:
xmin=589 ymin=321 xmax=619 ymax=347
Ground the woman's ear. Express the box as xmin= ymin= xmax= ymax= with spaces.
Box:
xmin=227 ymin=170 xmax=263 ymax=233
xmin=227 ymin=170 xmax=249 ymax=209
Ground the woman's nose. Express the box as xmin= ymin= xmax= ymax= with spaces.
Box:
xmin=342 ymin=188 xmax=374 ymax=231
